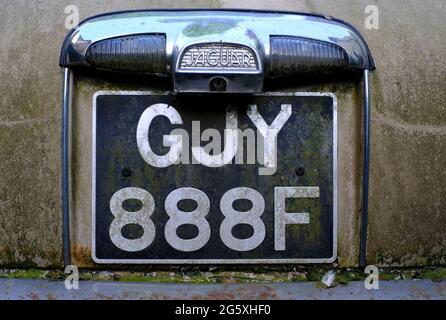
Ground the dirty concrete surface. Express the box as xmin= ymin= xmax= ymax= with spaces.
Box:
xmin=0 ymin=0 xmax=445 ymax=269
xmin=1 ymin=278 xmax=445 ymax=300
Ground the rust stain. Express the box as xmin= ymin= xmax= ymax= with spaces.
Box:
xmin=258 ymin=287 xmax=279 ymax=300
xmin=188 ymin=285 xmax=280 ymax=300
xmin=192 ymin=291 xmax=236 ymax=300
xmin=28 ymin=292 xmax=40 ymax=300
xmin=71 ymin=246 xmax=95 ymax=267
xmin=232 ymin=285 xmax=279 ymax=300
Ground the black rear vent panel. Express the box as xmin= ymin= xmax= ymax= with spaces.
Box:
xmin=270 ymin=36 xmax=349 ymax=77
xmin=86 ymin=34 xmax=166 ymax=74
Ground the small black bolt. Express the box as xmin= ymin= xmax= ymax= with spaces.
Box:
xmin=121 ymin=167 xmax=132 ymax=178
xmin=210 ymin=77 xmax=227 ymax=92
xmin=295 ymin=167 xmax=305 ymax=177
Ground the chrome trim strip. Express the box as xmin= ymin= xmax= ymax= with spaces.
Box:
xmin=61 ymin=68 xmax=73 ymax=267
xmin=359 ymin=70 xmax=371 ymax=267
xmin=60 ymin=10 xmax=374 ymax=72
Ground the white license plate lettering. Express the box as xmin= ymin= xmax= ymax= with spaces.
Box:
xmin=109 ymin=186 xmax=319 ymax=253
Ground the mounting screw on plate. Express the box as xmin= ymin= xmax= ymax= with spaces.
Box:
xmin=121 ymin=167 xmax=132 ymax=178
xmin=295 ymin=167 xmax=305 ymax=176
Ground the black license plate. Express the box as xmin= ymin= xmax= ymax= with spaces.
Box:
xmin=92 ymin=92 xmax=336 ymax=263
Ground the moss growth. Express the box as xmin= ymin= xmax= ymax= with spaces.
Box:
xmin=183 ymin=21 xmax=236 ymax=37
xmin=336 ymin=269 xmax=365 ymax=285
xmin=418 ymin=268 xmax=446 ymax=281
xmin=378 ymin=272 xmax=396 ymax=281
xmin=2 ymin=267 xmax=446 ymax=283
xmin=45 ymin=270 xmax=66 ymax=280
xmin=306 ymin=268 xmax=328 ymax=282
xmin=6 ymin=269 xmax=47 ymax=279
xmin=79 ymin=272 xmax=94 ymax=281
xmin=116 ymin=272 xmax=180 ymax=283
xmin=370 ymin=73 xmax=385 ymax=114
xmin=113 ymin=271 xmax=305 ymax=284
xmin=112 ymin=271 xmax=208 ymax=284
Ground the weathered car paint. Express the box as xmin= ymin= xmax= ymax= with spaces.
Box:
xmin=1 ymin=0 xmax=445 ymax=269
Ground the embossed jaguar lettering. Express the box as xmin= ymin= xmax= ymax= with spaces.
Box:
xmin=180 ymin=44 xmax=258 ymax=70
